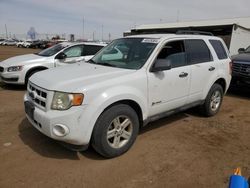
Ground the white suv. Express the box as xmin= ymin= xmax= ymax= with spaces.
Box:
xmin=0 ymin=42 xmax=106 ymax=85
xmin=24 ymin=33 xmax=232 ymax=158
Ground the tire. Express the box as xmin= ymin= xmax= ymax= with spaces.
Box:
xmin=92 ymin=104 xmax=139 ymax=158
xmin=200 ymin=83 xmax=223 ymax=117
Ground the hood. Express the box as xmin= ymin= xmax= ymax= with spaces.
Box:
xmin=232 ymin=53 xmax=250 ymax=62
xmin=0 ymin=54 xmax=48 ymax=67
xmin=30 ymin=62 xmax=136 ymax=92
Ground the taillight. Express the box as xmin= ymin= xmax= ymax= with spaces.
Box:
xmin=229 ymin=61 xmax=233 ymax=75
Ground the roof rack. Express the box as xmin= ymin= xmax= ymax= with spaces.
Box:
xmin=176 ymin=30 xmax=214 ymax=36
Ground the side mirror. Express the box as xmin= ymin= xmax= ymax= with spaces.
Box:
xmin=55 ymin=52 xmax=67 ymax=60
xmin=150 ymin=59 xmax=171 ymax=72
xmin=238 ymin=48 xmax=245 ymax=54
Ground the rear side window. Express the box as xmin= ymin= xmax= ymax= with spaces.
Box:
xmin=82 ymin=45 xmax=103 ymax=56
xmin=185 ymin=39 xmax=212 ymax=64
xmin=209 ymin=40 xmax=228 ymax=60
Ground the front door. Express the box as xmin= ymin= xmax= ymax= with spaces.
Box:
xmin=148 ymin=40 xmax=191 ymax=116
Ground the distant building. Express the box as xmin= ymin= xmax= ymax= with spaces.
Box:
xmin=70 ymin=34 xmax=75 ymax=42
xmin=125 ymin=17 xmax=250 ymax=55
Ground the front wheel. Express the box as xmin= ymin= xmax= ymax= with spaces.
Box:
xmin=92 ymin=104 xmax=139 ymax=158
xmin=200 ymin=83 xmax=223 ymax=117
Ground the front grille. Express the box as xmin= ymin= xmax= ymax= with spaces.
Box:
xmin=0 ymin=67 xmax=4 ymax=72
xmin=232 ymin=61 xmax=250 ymax=77
xmin=28 ymin=82 xmax=48 ymax=110
xmin=1 ymin=76 xmax=18 ymax=82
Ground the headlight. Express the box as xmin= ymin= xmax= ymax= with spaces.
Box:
xmin=7 ymin=66 xmax=23 ymax=72
xmin=51 ymin=92 xmax=84 ymax=110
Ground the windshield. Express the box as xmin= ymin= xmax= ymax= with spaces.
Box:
xmin=91 ymin=38 xmax=158 ymax=70
xmin=245 ymin=46 xmax=250 ymax=53
xmin=37 ymin=43 xmax=68 ymax=57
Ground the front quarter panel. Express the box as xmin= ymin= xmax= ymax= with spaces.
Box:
xmin=21 ymin=60 xmax=54 ymax=84
xmin=77 ymin=72 xmax=148 ymax=144
xmin=1 ymin=57 xmax=55 ymax=84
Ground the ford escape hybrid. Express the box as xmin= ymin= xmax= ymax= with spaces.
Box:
xmin=24 ymin=33 xmax=231 ymax=158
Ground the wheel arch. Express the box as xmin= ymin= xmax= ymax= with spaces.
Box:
xmin=202 ymin=76 xmax=228 ymax=101
xmin=25 ymin=66 xmax=48 ymax=84
xmin=214 ymin=78 xmax=227 ymax=93
xmin=101 ymin=99 xmax=144 ymax=128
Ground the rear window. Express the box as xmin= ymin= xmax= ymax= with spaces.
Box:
xmin=185 ymin=39 xmax=212 ymax=64
xmin=209 ymin=40 xmax=228 ymax=60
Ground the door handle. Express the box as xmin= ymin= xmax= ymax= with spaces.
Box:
xmin=179 ymin=72 xmax=188 ymax=78
xmin=209 ymin=66 xmax=215 ymax=71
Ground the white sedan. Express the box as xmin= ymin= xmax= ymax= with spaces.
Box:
xmin=0 ymin=42 xmax=106 ymax=85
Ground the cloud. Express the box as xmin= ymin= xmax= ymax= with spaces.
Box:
xmin=0 ymin=0 xmax=250 ymax=40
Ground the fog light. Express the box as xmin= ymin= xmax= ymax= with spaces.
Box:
xmin=52 ymin=124 xmax=69 ymax=137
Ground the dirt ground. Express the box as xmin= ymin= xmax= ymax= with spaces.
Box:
xmin=0 ymin=46 xmax=250 ymax=188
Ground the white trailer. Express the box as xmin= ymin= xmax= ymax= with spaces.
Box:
xmin=126 ymin=17 xmax=250 ymax=55
xmin=230 ymin=25 xmax=250 ymax=55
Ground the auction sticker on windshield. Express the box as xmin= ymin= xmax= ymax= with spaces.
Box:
xmin=142 ymin=38 xmax=159 ymax=43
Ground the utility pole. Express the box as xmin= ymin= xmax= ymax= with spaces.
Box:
xmin=5 ymin=24 xmax=8 ymax=39
xmin=92 ymin=31 xmax=95 ymax=41
xmin=108 ymin=33 xmax=111 ymax=42
xmin=177 ymin=10 xmax=180 ymax=22
xmin=82 ymin=16 xmax=85 ymax=40
xmin=101 ymin=24 xmax=103 ymax=41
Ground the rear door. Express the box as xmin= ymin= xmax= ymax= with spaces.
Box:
xmin=185 ymin=39 xmax=216 ymax=103
xmin=209 ymin=39 xmax=230 ymax=76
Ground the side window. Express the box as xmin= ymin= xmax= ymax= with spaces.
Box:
xmin=209 ymin=40 xmax=228 ymax=60
xmin=101 ymin=47 xmax=123 ymax=61
xmin=157 ymin=40 xmax=186 ymax=68
xmin=82 ymin=45 xmax=103 ymax=56
xmin=64 ymin=45 xmax=82 ymax=58
xmin=185 ymin=39 xmax=212 ymax=64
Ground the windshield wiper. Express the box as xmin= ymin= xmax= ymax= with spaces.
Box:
xmin=88 ymin=59 xmax=97 ymax=64
xmin=88 ymin=59 xmax=117 ymax=67
xmin=35 ymin=53 xmax=49 ymax=57
xmin=98 ymin=62 xmax=117 ymax=67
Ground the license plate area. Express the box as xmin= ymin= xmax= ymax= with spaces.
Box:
xmin=24 ymin=101 xmax=35 ymax=120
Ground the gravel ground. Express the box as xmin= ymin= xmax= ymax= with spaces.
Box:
xmin=0 ymin=46 xmax=250 ymax=188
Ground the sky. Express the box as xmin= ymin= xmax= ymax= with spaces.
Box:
xmin=0 ymin=0 xmax=250 ymax=40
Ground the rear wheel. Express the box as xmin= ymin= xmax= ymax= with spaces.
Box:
xmin=92 ymin=104 xmax=139 ymax=158
xmin=200 ymin=83 xmax=223 ymax=117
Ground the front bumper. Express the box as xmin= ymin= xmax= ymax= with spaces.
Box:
xmin=0 ymin=71 xmax=23 ymax=84
xmin=24 ymin=93 xmax=90 ymax=145
xmin=231 ymin=74 xmax=250 ymax=86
